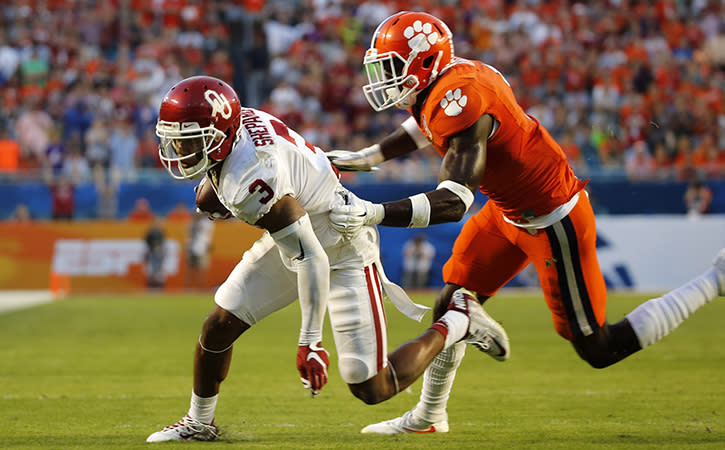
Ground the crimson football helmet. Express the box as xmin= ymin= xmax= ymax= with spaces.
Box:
xmin=156 ymin=76 xmax=243 ymax=180
xmin=363 ymin=11 xmax=454 ymax=111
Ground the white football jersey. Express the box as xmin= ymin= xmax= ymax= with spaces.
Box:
xmin=212 ymin=107 xmax=430 ymax=323
xmin=214 ymin=108 xmax=376 ymax=266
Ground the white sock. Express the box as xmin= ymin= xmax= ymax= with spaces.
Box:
xmin=626 ymin=268 xmax=720 ymax=349
xmin=411 ymin=341 xmax=466 ymax=424
xmin=435 ymin=309 xmax=469 ymax=349
xmin=188 ymin=392 xmax=218 ymax=424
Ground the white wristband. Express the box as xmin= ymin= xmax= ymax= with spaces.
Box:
xmin=408 ymin=193 xmax=431 ymax=228
xmin=437 ymin=180 xmax=474 ymax=211
xmin=401 ymin=116 xmax=430 ymax=149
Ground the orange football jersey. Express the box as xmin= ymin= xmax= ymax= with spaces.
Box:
xmin=413 ymin=58 xmax=586 ymax=222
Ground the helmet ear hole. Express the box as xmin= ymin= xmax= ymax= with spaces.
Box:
xmin=422 ymin=56 xmax=435 ymax=69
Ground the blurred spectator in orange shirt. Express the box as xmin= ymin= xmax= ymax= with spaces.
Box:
xmin=702 ymin=147 xmax=725 ymax=180
xmin=694 ymin=133 xmax=723 ymax=178
xmin=651 ymin=143 xmax=675 ymax=181
xmin=673 ymin=135 xmax=704 ymax=181
xmin=167 ymin=201 xmax=193 ymax=222
xmin=128 ymin=198 xmax=154 ymax=222
xmin=0 ymin=127 xmax=20 ymax=173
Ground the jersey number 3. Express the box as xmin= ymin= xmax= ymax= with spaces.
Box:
xmin=249 ymin=179 xmax=273 ymax=204
xmin=247 ymin=120 xmax=313 ymax=205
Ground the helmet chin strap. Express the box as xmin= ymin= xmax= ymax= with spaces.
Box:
xmin=390 ymin=74 xmax=419 ymax=109
xmin=178 ymin=151 xmax=211 ymax=180
xmin=396 ymin=90 xmax=418 ymax=109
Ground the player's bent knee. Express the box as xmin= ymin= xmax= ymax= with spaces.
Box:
xmin=572 ymin=321 xmax=642 ymax=369
xmin=348 ymin=384 xmax=385 ymax=405
xmin=344 ymin=362 xmax=397 ymax=405
xmin=338 ymin=356 xmax=373 ymax=385
xmin=347 ymin=375 xmax=390 ymax=405
xmin=339 ymin=357 xmax=390 ymax=404
xmin=573 ymin=345 xmax=612 ymax=369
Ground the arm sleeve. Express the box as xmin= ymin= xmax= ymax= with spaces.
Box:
xmin=270 ymin=213 xmax=330 ymax=345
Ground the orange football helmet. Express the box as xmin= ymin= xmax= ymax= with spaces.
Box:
xmin=363 ymin=11 xmax=454 ymax=111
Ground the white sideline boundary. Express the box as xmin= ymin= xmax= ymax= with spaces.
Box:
xmin=0 ymin=290 xmax=54 ymax=314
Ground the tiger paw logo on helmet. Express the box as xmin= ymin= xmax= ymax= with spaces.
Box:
xmin=440 ymin=88 xmax=467 ymax=117
xmin=404 ymin=20 xmax=440 ymax=52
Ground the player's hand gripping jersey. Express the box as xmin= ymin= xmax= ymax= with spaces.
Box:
xmin=413 ymin=58 xmax=586 ymax=223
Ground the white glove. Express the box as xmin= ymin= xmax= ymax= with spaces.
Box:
xmin=326 ymin=144 xmax=383 ymax=172
xmin=329 ymin=196 xmax=384 ymax=238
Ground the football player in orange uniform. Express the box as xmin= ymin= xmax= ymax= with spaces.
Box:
xmin=328 ymin=11 xmax=725 ymax=434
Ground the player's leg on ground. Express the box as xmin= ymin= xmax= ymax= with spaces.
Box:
xmin=148 ymin=236 xmax=298 ymax=442
xmin=146 ymin=306 xmax=247 ymax=442
xmin=361 ymin=285 xmax=501 ymax=434
xmin=362 ymin=206 xmax=518 ymax=433
xmin=194 ymin=306 xmax=248 ymax=397
xmin=346 ymin=283 xmax=486 ymax=404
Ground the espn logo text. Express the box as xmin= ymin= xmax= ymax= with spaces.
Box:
xmin=52 ymin=239 xmax=180 ymax=276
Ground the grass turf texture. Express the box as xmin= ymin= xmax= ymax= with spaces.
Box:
xmin=1 ymin=291 xmax=724 ymax=449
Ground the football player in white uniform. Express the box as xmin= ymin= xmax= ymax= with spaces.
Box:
xmin=146 ymin=76 xmax=510 ymax=442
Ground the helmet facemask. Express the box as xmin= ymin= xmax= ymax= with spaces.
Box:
xmin=363 ymin=49 xmax=420 ymax=111
xmin=363 ymin=47 xmax=445 ymax=111
xmin=156 ymin=121 xmax=226 ymax=180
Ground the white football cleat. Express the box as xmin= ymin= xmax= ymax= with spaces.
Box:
xmin=450 ymin=288 xmax=510 ymax=361
xmin=146 ymin=415 xmax=218 ymax=442
xmin=714 ymin=248 xmax=725 ymax=296
xmin=361 ymin=411 xmax=449 ymax=434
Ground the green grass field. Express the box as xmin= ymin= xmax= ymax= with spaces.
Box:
xmin=1 ymin=291 xmax=724 ymax=450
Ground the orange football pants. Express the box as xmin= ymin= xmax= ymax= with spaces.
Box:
xmin=442 ymin=192 xmax=607 ymax=341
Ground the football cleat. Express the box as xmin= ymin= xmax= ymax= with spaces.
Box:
xmin=450 ymin=289 xmax=510 ymax=361
xmin=714 ymin=248 xmax=725 ymax=296
xmin=361 ymin=411 xmax=449 ymax=434
xmin=146 ymin=415 xmax=218 ymax=442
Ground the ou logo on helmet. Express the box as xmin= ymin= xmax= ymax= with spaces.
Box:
xmin=204 ymin=90 xmax=232 ymax=120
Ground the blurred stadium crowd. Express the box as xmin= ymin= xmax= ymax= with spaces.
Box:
xmin=0 ymin=0 xmax=724 ymax=212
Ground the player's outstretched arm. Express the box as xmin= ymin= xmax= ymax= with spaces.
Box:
xmin=329 ymin=115 xmax=493 ymax=233
xmin=327 ymin=117 xmax=427 ymax=171
xmin=255 ymin=195 xmax=331 ymax=396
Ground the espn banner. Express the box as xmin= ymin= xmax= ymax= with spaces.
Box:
xmin=0 ymin=220 xmax=263 ymax=294
xmin=594 ymin=215 xmax=725 ymax=291
xmin=0 ymin=215 xmax=722 ymax=294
